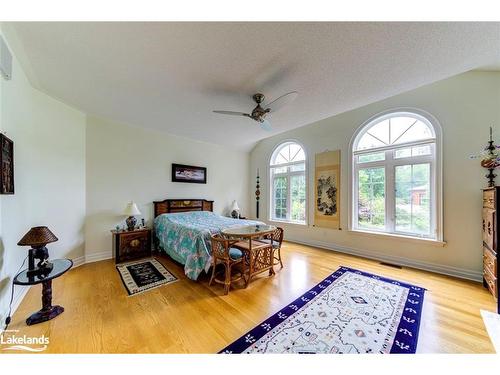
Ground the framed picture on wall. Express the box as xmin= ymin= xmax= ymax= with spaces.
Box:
xmin=172 ymin=163 xmax=207 ymax=184
xmin=0 ymin=133 xmax=14 ymax=194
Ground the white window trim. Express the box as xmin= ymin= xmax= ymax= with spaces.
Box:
xmin=268 ymin=140 xmax=309 ymax=225
xmin=348 ymin=108 xmax=443 ymax=243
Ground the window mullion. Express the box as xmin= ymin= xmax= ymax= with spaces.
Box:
xmin=354 ymin=138 xmax=436 ymax=155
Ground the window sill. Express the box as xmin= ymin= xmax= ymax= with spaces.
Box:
xmin=268 ymin=219 xmax=308 ymax=228
xmin=349 ymin=229 xmax=446 ymax=247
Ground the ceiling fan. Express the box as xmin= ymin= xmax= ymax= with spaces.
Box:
xmin=213 ymin=91 xmax=298 ymax=131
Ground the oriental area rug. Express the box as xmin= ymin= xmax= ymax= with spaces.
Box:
xmin=220 ymin=266 xmax=425 ymax=354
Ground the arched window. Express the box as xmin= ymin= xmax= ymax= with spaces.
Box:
xmin=351 ymin=110 xmax=441 ymax=240
xmin=269 ymin=141 xmax=307 ymax=224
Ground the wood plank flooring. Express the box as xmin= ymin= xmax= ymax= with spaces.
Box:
xmin=4 ymin=242 xmax=497 ymax=353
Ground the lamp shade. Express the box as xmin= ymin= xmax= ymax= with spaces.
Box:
xmin=18 ymin=226 xmax=58 ymax=247
xmin=123 ymin=201 xmax=141 ymax=216
xmin=231 ymin=200 xmax=240 ymax=211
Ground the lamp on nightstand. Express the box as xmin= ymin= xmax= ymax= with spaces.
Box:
xmin=231 ymin=200 xmax=240 ymax=219
xmin=123 ymin=201 xmax=141 ymax=231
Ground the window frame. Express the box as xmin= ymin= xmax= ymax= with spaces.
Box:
xmin=349 ymin=109 xmax=443 ymax=242
xmin=269 ymin=140 xmax=308 ymax=225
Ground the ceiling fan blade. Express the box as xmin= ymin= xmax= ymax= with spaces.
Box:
xmin=259 ymin=119 xmax=272 ymax=131
xmin=265 ymin=91 xmax=298 ymax=113
xmin=213 ymin=110 xmax=250 ymax=117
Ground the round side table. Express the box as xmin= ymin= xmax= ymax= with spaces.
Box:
xmin=14 ymin=258 xmax=73 ymax=325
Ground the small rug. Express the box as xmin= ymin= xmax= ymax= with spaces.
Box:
xmin=220 ymin=266 xmax=425 ymax=354
xmin=116 ymin=258 xmax=178 ymax=295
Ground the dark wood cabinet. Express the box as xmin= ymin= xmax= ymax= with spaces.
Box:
xmin=112 ymin=228 xmax=152 ymax=264
xmin=482 ymin=187 xmax=499 ymax=313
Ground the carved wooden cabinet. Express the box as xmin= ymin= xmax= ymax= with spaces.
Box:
xmin=112 ymin=228 xmax=152 ymax=264
xmin=482 ymin=187 xmax=499 ymax=313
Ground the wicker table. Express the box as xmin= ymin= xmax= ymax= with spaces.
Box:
xmin=221 ymin=224 xmax=276 ymax=286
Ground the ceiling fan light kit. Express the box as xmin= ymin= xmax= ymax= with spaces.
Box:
xmin=213 ymin=91 xmax=298 ymax=131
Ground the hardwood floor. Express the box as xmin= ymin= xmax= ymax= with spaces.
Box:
xmin=5 ymin=242 xmax=497 ymax=353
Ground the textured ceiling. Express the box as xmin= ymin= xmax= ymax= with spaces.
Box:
xmin=5 ymin=22 xmax=500 ymax=151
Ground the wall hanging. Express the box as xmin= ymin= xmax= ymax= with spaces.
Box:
xmin=171 ymin=163 xmax=207 ymax=184
xmin=0 ymin=133 xmax=14 ymax=194
xmin=314 ymin=150 xmax=340 ymax=229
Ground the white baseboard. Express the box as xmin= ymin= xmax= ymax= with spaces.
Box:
xmin=286 ymin=237 xmax=483 ymax=282
xmin=72 ymin=251 xmax=112 ymax=267
xmin=72 ymin=255 xmax=86 ymax=268
xmin=84 ymin=251 xmax=113 ymax=264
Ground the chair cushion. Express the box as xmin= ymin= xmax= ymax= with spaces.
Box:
xmin=229 ymin=247 xmax=243 ymax=260
xmin=260 ymin=239 xmax=279 ymax=249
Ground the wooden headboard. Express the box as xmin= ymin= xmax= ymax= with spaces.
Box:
xmin=153 ymin=199 xmax=214 ymax=217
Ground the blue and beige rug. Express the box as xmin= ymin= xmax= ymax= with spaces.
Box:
xmin=220 ymin=266 xmax=425 ymax=354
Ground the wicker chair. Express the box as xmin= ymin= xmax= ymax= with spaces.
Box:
xmin=262 ymin=227 xmax=284 ymax=269
xmin=209 ymin=234 xmax=246 ymax=295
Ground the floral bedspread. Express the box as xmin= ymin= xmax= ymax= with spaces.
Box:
xmin=154 ymin=211 xmax=264 ymax=280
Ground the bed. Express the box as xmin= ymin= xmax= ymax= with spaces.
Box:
xmin=153 ymin=198 xmax=264 ymax=280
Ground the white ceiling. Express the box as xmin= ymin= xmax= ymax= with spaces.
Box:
xmin=5 ymin=22 xmax=500 ymax=151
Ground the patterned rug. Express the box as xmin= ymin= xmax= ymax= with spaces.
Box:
xmin=220 ymin=266 xmax=425 ymax=354
xmin=116 ymin=258 xmax=178 ymax=295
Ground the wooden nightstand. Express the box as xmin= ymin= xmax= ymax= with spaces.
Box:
xmin=111 ymin=228 xmax=152 ymax=264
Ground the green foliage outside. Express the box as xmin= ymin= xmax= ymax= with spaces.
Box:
xmin=358 ymin=163 xmax=430 ymax=234
xmin=358 ymin=167 xmax=385 ymax=229
xmin=273 ymin=170 xmax=306 ymax=222
xmin=291 ymin=174 xmax=306 ymax=221
xmin=395 ymin=163 xmax=430 ymax=234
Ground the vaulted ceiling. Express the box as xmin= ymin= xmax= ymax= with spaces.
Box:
xmin=5 ymin=22 xmax=500 ymax=150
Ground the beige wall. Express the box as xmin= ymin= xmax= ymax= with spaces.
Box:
xmin=250 ymin=71 xmax=500 ymax=280
xmin=0 ymin=31 xmax=86 ymax=326
xmin=85 ymin=116 xmax=250 ymax=258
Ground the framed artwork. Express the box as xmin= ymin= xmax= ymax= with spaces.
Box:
xmin=171 ymin=163 xmax=207 ymax=184
xmin=0 ymin=133 xmax=14 ymax=194
xmin=314 ymin=150 xmax=340 ymax=229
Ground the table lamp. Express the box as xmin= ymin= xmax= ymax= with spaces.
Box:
xmin=123 ymin=201 xmax=141 ymax=231
xmin=17 ymin=226 xmax=58 ymax=277
xmin=231 ymin=200 xmax=240 ymax=218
